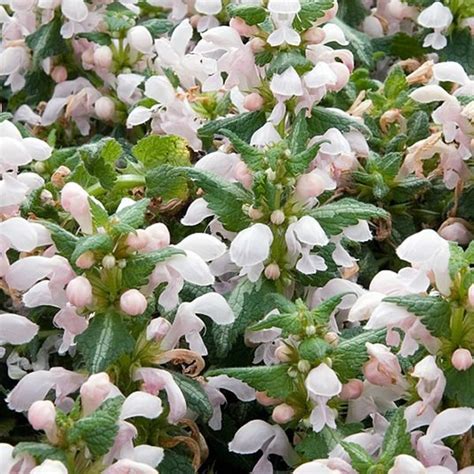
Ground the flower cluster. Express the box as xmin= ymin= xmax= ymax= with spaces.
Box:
xmin=0 ymin=0 xmax=473 ymax=473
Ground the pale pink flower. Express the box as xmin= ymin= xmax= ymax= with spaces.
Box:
xmin=451 ymin=348 xmax=473 ymax=371
xmin=363 ymin=343 xmax=406 ymax=387
xmin=417 ymin=2 xmax=453 ymax=50
xmin=412 ymin=356 xmax=446 ymax=410
xmin=120 ymin=289 xmax=148 ymax=316
xmin=0 ymin=313 xmax=38 ymax=358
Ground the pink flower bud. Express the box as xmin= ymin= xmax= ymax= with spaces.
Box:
xmin=295 ymin=173 xmax=326 ymax=201
xmin=451 ymin=348 xmax=473 ymax=371
xmin=127 ymin=25 xmax=153 ymax=53
xmin=364 ymin=359 xmax=393 ymax=386
xmin=126 ymin=229 xmax=150 ymax=250
xmin=255 ymin=391 xmax=279 ymax=406
xmin=93 ymin=46 xmax=113 ymax=69
xmin=247 ymin=206 xmax=263 ymax=220
xmin=324 ymin=332 xmax=339 ymax=346
xmin=51 ymin=66 xmax=67 ymax=83
xmin=234 ymin=161 xmax=253 ymax=189
xmin=146 ymin=317 xmax=171 ymax=341
xmin=75 ymin=251 xmax=95 ymax=269
xmin=28 ymin=400 xmax=56 ymax=432
xmin=61 ymin=182 xmax=93 ymax=234
xmin=272 ymin=403 xmax=295 ymax=424
xmin=120 ymin=289 xmax=148 ymax=316
xmin=81 ymin=48 xmax=95 ymax=68
xmin=80 ymin=373 xmax=113 ymax=415
xmin=102 ymin=255 xmax=116 ymax=269
xmin=249 ymin=37 xmax=266 ymax=53
xmin=439 ymin=222 xmax=472 ymax=245
xmin=66 ymin=276 xmax=93 ymax=308
xmin=469 ymin=285 xmax=474 ymax=308
xmin=303 ymin=27 xmax=325 ymax=44
xmin=264 ymin=263 xmax=281 ymax=280
xmin=317 ymin=3 xmax=338 ymax=24
xmin=229 ymin=17 xmax=258 ymax=37
xmin=94 ymin=97 xmax=116 ymax=121
xmin=270 ymin=210 xmax=285 ymax=225
xmin=340 ymin=379 xmax=364 ymax=400
xmin=144 ymin=223 xmax=170 ymax=251
xmin=243 ymin=92 xmax=264 ymax=112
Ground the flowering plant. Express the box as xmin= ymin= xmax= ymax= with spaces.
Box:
xmin=0 ymin=0 xmax=473 ymax=473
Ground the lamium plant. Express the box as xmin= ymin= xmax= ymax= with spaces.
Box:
xmin=0 ymin=0 xmax=473 ymax=473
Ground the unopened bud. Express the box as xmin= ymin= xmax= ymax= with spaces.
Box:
xmin=144 ymin=223 xmax=170 ymax=251
xmin=270 ymin=210 xmax=285 ymax=225
xmin=439 ymin=222 xmax=473 ymax=246
xmin=295 ymin=173 xmax=326 ymax=201
xmin=264 ymin=263 xmax=280 ymax=280
xmin=255 ymin=391 xmax=279 ymax=406
xmin=249 ymin=37 xmax=266 ymax=53
xmin=451 ymin=348 xmax=473 ymax=371
xmin=75 ymin=250 xmax=95 ymax=269
xmin=126 ymin=229 xmax=150 ymax=250
xmin=340 ymin=379 xmax=364 ymax=400
xmin=272 ymin=403 xmax=295 ymax=424
xmin=127 ymin=25 xmax=153 ymax=53
xmin=297 ymin=359 xmax=311 ymax=373
xmin=248 ymin=206 xmax=263 ymax=220
xmin=469 ymin=284 xmax=474 ymax=308
xmin=234 ymin=161 xmax=252 ymax=189
xmin=146 ymin=317 xmax=171 ymax=341
xmin=93 ymin=46 xmax=113 ymax=69
xmin=40 ymin=189 xmax=53 ymax=204
xmin=80 ymin=373 xmax=112 ymax=416
xmin=305 ymin=325 xmax=316 ymax=336
xmin=243 ymin=92 xmax=264 ymax=112
xmin=51 ymin=65 xmax=67 ymax=83
xmin=28 ymin=400 xmax=56 ymax=432
xmin=94 ymin=96 xmax=116 ymax=121
xmin=120 ymin=289 xmax=147 ymax=316
xmin=102 ymin=255 xmax=116 ymax=269
xmin=265 ymin=169 xmax=276 ymax=181
xmin=81 ymin=48 xmax=95 ymax=67
xmin=275 ymin=344 xmax=292 ymax=362
xmin=324 ymin=332 xmax=339 ymax=346
xmin=229 ymin=17 xmax=257 ymax=37
xmin=66 ymin=276 xmax=93 ymax=308
xmin=303 ymin=26 xmax=325 ymax=44
xmin=118 ymin=259 xmax=127 ymax=269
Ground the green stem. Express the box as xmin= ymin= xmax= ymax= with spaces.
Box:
xmin=87 ymin=174 xmax=146 ymax=196
xmin=450 ymin=305 xmax=465 ymax=345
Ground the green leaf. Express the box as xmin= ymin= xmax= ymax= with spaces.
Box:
xmin=407 ymin=111 xmax=430 ymax=145
xmin=207 ymin=364 xmax=294 ymax=399
xmin=77 ymin=32 xmax=112 ymax=45
xmin=310 ymin=198 xmax=389 ymax=235
xmin=159 ymin=449 xmax=195 ymax=474
xmin=227 ymin=4 xmax=267 ymax=25
xmin=139 ymin=18 xmax=174 ymax=36
xmin=172 ymin=372 xmax=213 ymax=421
xmin=299 ymin=338 xmax=332 ymax=361
xmin=296 ymin=431 xmax=330 ymax=461
xmin=105 ymin=3 xmax=135 ymax=32
xmin=466 ymin=240 xmax=474 ymax=264
xmin=198 ymin=111 xmax=266 ymax=148
xmin=440 ymin=29 xmax=474 ymax=75
xmin=340 ymin=441 xmax=374 ymax=473
xmin=312 ymin=293 xmax=346 ymax=324
xmin=146 ymin=165 xmax=189 ymax=202
xmin=384 ymin=66 xmax=407 ymax=100
xmin=293 ymin=0 xmax=335 ymax=30
xmin=267 ymin=50 xmax=313 ymax=77
xmin=76 ymin=313 xmax=134 ymax=373
xmin=122 ymin=248 xmax=184 ymax=287
xmin=184 ymin=168 xmax=252 ymax=232
xmin=289 ymin=110 xmax=309 ymax=155
xmin=383 ymin=295 xmax=451 ymax=338
xmin=212 ymin=278 xmax=276 ymax=358
xmin=81 ymin=138 xmax=122 ymax=190
xmin=368 ymin=152 xmax=402 ymax=179
xmin=40 ymin=221 xmax=78 ymax=259
xmin=88 ymin=198 xmax=109 ymax=228
xmin=287 ymin=143 xmax=322 ymax=176
xmin=444 ymin=366 xmax=474 ymax=406
xmin=448 ymin=242 xmax=467 ymax=279
xmin=132 ymin=135 xmax=191 ymax=168
xmin=71 ymin=234 xmax=114 ymax=264
xmin=26 ymin=16 xmax=67 ymax=68
xmin=68 ymin=397 xmax=123 ymax=457
xmin=380 ymin=408 xmax=414 ymax=466
xmin=331 ymin=18 xmax=373 ymax=68
xmin=220 ymin=128 xmax=264 ymax=171
xmin=307 ymin=106 xmax=371 ymax=138
xmin=249 ymin=312 xmax=302 ymax=336
xmin=337 ymin=0 xmax=369 ymax=27
xmin=13 ymin=443 xmax=67 ymax=464
xmin=332 ymin=329 xmax=386 ymax=382
xmin=372 ymin=32 xmax=426 ymax=60
xmin=113 ymin=198 xmax=150 ymax=231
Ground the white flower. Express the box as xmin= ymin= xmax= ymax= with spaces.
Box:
xmin=417 ymin=2 xmax=453 ymax=50
xmin=267 ymin=0 xmax=302 ymax=47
